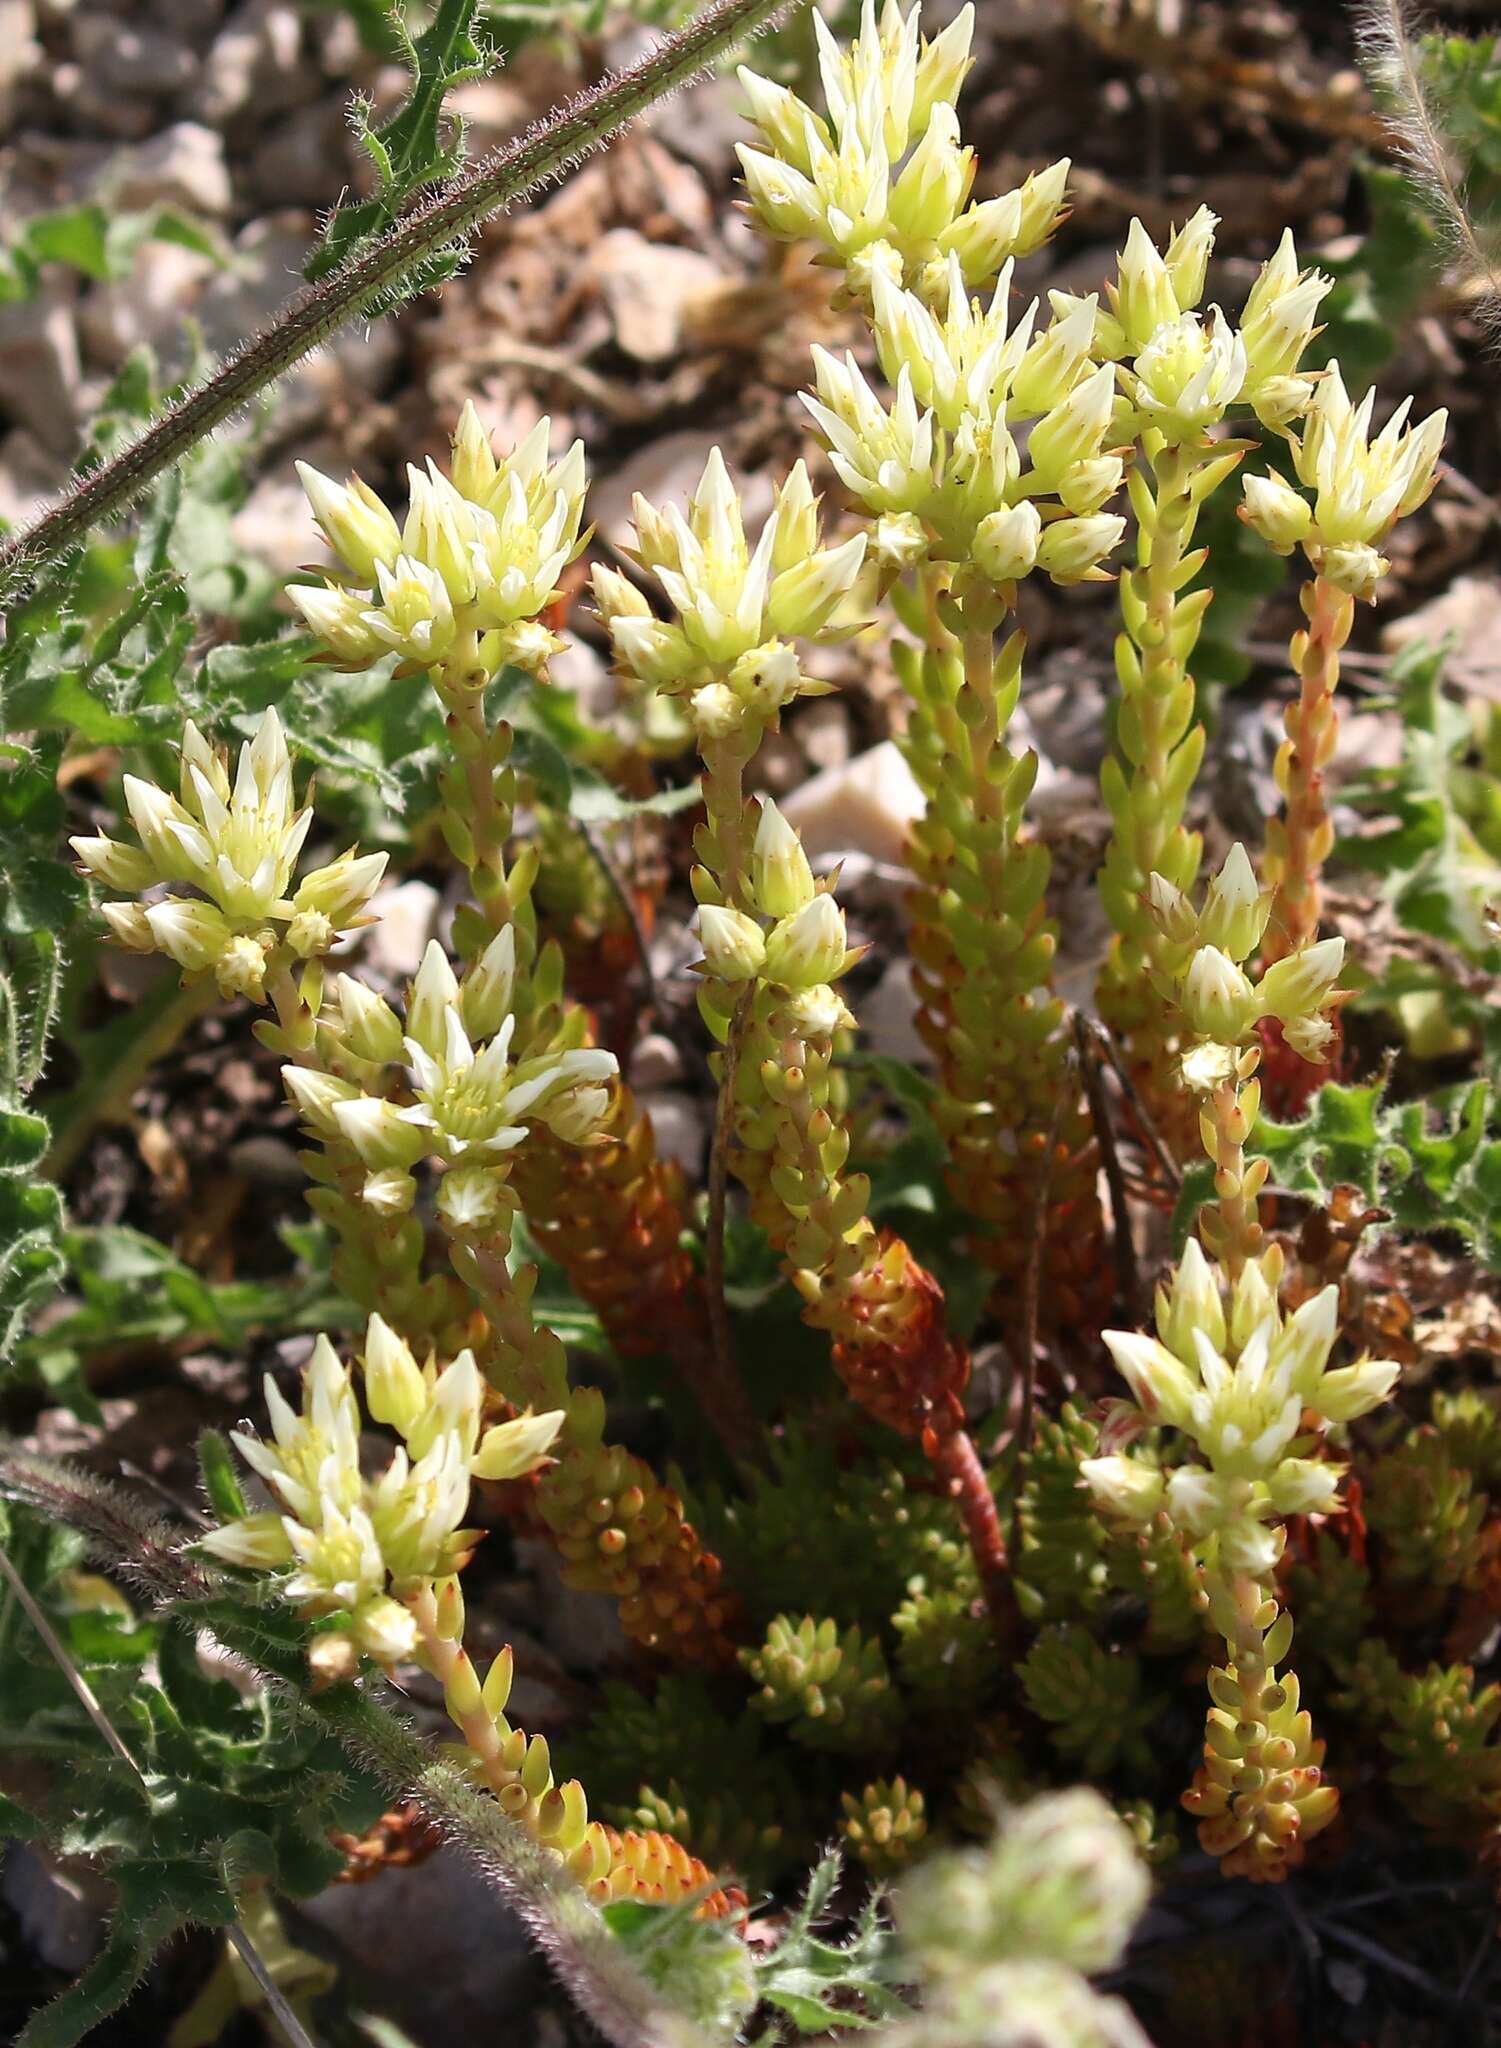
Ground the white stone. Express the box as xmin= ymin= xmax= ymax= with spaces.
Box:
xmin=0 ymin=426 xmax=66 ymax=528
xmin=72 ymin=15 xmax=198 ymax=97
xmin=110 ymin=123 xmax=233 ymax=217
xmin=639 ymin=1089 xmax=705 ymax=1177
xmin=780 ymin=739 xmax=925 ymax=869
xmin=628 ymin=1032 xmax=683 ymax=1090
xmin=861 ymin=957 xmax=928 ymax=1064
xmin=592 ymin=429 xmax=774 ymax=554
xmin=361 ymin=879 xmax=442 ymax=982
xmin=193 ymin=1 xmax=306 ymax=125
xmin=77 ymin=239 xmax=219 ymax=372
xmin=588 ymin=228 xmax=723 ymax=364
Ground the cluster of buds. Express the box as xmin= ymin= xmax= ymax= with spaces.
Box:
xmin=736 ymin=2 xmax=1068 ymax=300
xmin=592 ymin=452 xmax=865 ymax=721
xmin=1241 ymin=366 xmax=1446 ymax=599
xmin=201 ymin=1316 xmax=562 ymax=1671
xmin=289 ymin=404 xmax=589 ymax=683
xmin=1147 ymin=843 xmax=1345 ymax=1080
xmin=286 ymin=932 xmax=617 ymax=1221
xmin=72 ymin=711 xmax=385 ymax=1002
xmin=805 ymin=253 xmax=1126 ymax=586
xmin=1083 ymin=1239 xmax=1400 ymax=1583
xmin=1104 ymin=215 xmax=1332 ymax=436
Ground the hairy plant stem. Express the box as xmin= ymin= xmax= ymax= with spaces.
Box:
xmin=925 ymin=1419 xmax=1018 ymax=1642
xmin=0 ymin=0 xmax=799 ymax=600
xmin=1264 ymin=572 xmax=1355 ymax=962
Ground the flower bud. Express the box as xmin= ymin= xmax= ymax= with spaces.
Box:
xmin=1318 ymin=542 xmax=1387 ymax=601
xmin=215 ymin=931 xmax=271 ymax=1002
xmin=696 ymin=905 xmax=768 ymax=983
xmin=1114 ymin=218 xmax=1178 ymax=350
xmin=472 ymin=1407 xmax=566 ymax=1482
xmin=1164 ymin=205 xmax=1218 ymax=312
xmin=294 ymin=850 xmax=388 ymax=927
xmin=295 ymin=462 xmax=402 ymax=582
xmin=767 ymin=532 xmax=867 ymax=639
xmin=1079 ymin=1454 xmax=1166 ymax=1523
xmin=1180 ymin=945 xmax=1259 ymax=1043
xmin=763 ymin=892 xmax=849 ymax=988
xmin=361 ymin=1168 xmax=417 ymax=1214
xmin=973 ymin=499 xmax=1041 ymax=583
xmin=1256 ymin=936 xmax=1344 ymax=1027
xmin=363 ymin=1314 xmax=428 ymax=1437
xmin=889 ymin=103 xmax=968 ymax=243
xmin=1156 ymin=1238 xmax=1227 ymax=1362
xmin=286 ymin=582 xmax=380 ymax=664
xmin=100 ymin=901 xmax=155 ymax=952
xmin=1197 ymin=843 xmax=1270 ymax=963
xmin=333 ymin=976 xmax=404 ymax=1065
xmin=354 ymin=1595 xmax=419 ymax=1666
xmin=144 ymin=898 xmax=234 ymax=974
xmin=1027 ymin=363 xmax=1116 ymax=486
xmin=1315 ymin=1356 xmax=1402 ymax=1423
xmin=333 ymin=1094 xmax=429 ymax=1172
xmin=1101 ymin=1330 xmax=1196 ymax=1429
xmin=69 ymin=834 xmax=156 ymax=891
xmin=1144 ymin=871 xmax=1198 ymax=946
xmin=752 ymin=799 xmax=816 ymax=919
xmin=283 ymin=1066 xmax=360 ymax=1136
xmin=1240 ymin=473 xmax=1313 ymax=553
xmin=460 ymin=926 xmax=518 ymax=1044
xmin=542 ymin=1082 xmax=613 ymax=1145
xmin=450 ymin=399 xmax=498 ymax=503
xmin=1266 ymin=1457 xmax=1342 ymax=1518
xmin=1035 ymin=512 xmax=1125 ymax=584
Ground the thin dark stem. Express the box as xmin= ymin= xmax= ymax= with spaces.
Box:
xmin=0 ymin=0 xmax=799 ymax=600
xmin=704 ymin=986 xmax=755 ymax=1447
xmin=581 ymin=820 xmax=660 ymax=1021
xmin=1013 ymin=1079 xmax=1066 ymax=1465
xmin=926 ymin=1420 xmax=1018 ymax=1647
xmin=1075 ymin=1012 xmax=1145 ymax=1326
xmin=1095 ymin=1015 xmax=1183 ymax=1193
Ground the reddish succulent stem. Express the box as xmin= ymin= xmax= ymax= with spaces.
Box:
xmin=924 ymin=1416 xmax=1018 ymax=1643
xmin=1265 ymin=573 xmax=1355 ymax=963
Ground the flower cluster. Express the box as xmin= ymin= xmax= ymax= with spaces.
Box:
xmin=72 ymin=711 xmax=385 ymax=1001
xmin=202 ymin=1317 xmax=562 ymax=1668
xmin=736 ymin=1 xmax=1067 ymax=300
xmin=805 ymin=254 xmax=1126 ymax=585
xmin=1082 ymin=1240 xmax=1399 ymax=1581
xmin=592 ymin=452 xmax=865 ymax=716
xmin=290 ymin=404 xmax=589 ymax=682
xmin=286 ymin=932 xmax=617 ymax=1220
xmin=1241 ymin=367 xmax=1446 ymax=599
xmin=1146 ymin=842 xmax=1346 ymax=1082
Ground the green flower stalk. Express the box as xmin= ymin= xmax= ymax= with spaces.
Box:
xmin=599 ymin=444 xmax=1015 ymax=1630
xmin=1240 ymin=370 xmax=1445 ymax=965
xmin=1092 ymin=220 xmax=1332 ymax=1152
xmin=200 ymin=1316 xmax=737 ymax=1912
xmin=1082 ymin=1227 xmax=1401 ymax=1876
xmin=1078 ymin=841 xmax=1399 ymax=1874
